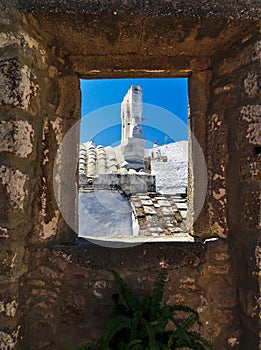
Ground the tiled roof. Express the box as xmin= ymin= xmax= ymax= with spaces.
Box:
xmin=79 ymin=143 xmax=148 ymax=176
xmin=130 ymin=192 xmax=191 ymax=240
xmin=78 ymin=188 xmax=191 ymax=241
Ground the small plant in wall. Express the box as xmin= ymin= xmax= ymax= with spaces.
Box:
xmin=74 ymin=269 xmax=212 ymax=350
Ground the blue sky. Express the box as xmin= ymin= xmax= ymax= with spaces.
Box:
xmin=80 ymin=78 xmax=188 ymax=147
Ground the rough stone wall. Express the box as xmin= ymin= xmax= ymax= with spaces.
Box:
xmin=207 ymin=29 xmax=260 ymax=348
xmin=0 ymin=8 xmax=80 ymax=349
xmin=0 ymin=8 xmax=43 ymax=348
xmin=21 ymin=240 xmax=240 ymax=350
xmin=0 ymin=3 xmax=260 ymax=350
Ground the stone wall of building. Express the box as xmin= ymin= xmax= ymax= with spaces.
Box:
xmin=208 ymin=29 xmax=260 ymax=348
xmin=0 ymin=2 xmax=260 ymax=350
xmin=80 ymin=173 xmax=156 ymax=195
xmin=0 ymin=7 xmax=80 ymax=348
xmin=0 ymin=8 xmax=44 ymax=347
xmin=21 ymin=240 xmax=240 ymax=350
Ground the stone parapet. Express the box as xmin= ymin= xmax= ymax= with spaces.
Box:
xmin=79 ymin=173 xmax=156 ymax=195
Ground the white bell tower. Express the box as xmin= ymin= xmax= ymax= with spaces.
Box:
xmin=120 ymin=85 xmax=145 ymax=170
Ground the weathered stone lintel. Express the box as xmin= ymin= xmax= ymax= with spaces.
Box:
xmin=73 ymin=55 xmax=210 ymax=78
xmin=10 ymin=0 xmax=261 ymax=20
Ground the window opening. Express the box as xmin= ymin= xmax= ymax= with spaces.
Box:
xmin=78 ymin=78 xmax=191 ymax=246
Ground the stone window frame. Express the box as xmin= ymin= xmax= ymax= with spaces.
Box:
xmin=31 ymin=15 xmax=252 ymax=245
xmin=54 ymin=69 xmax=213 ymax=245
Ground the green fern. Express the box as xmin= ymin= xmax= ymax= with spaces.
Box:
xmin=73 ymin=269 xmax=213 ymax=350
xmin=112 ymin=270 xmax=140 ymax=314
xmin=101 ymin=314 xmax=132 ymax=346
xmin=150 ymin=268 xmax=168 ymax=319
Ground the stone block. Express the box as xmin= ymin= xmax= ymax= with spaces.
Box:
xmin=255 ymin=244 xmax=261 ymax=272
xmin=61 ymin=291 xmax=85 ymax=325
xmin=161 ymin=216 xmax=176 ymax=226
xmin=137 ymin=195 xmax=150 ymax=200
xmin=227 ymin=329 xmax=242 ymax=349
xmin=241 ymin=189 xmax=261 ymax=230
xmin=240 ymin=153 xmax=261 ymax=183
xmin=157 ymin=199 xmax=171 ymax=207
xmin=0 ymin=299 xmax=18 ymax=317
xmin=244 ymin=72 xmax=259 ymax=97
xmin=0 ymin=31 xmax=47 ymax=71
xmin=31 ymin=289 xmax=59 ymax=299
xmin=38 ymin=266 xmax=59 ymax=280
xmin=0 ymin=249 xmax=17 ymax=275
xmin=168 ymin=227 xmax=183 ymax=234
xmin=240 ymin=105 xmax=261 ymax=146
xmin=206 ymin=239 xmax=230 ymax=262
xmin=56 ymin=75 xmax=81 ymax=119
xmin=239 ymin=288 xmax=259 ymax=318
xmin=175 ymin=202 xmax=187 ymax=210
xmin=27 ymin=280 xmax=46 ymax=288
xmin=0 ymin=119 xmax=34 ymax=157
xmin=160 ymin=206 xmax=173 ymax=216
xmin=0 ymin=327 xmax=20 ymax=350
xmin=180 ymin=211 xmax=187 ymax=219
xmin=0 ymin=243 xmax=26 ymax=281
xmin=131 ymin=200 xmax=142 ymax=208
xmin=47 ymin=255 xmax=68 ymax=272
xmin=174 ymin=211 xmax=183 ymax=222
xmin=207 ymin=111 xmax=229 ymax=238
xmin=216 ymin=40 xmax=260 ymax=76
xmin=143 ymin=206 xmax=156 ymax=215
xmin=0 ymin=58 xmax=35 ymax=110
xmin=141 ymin=199 xmax=153 ymax=206
xmin=0 ymin=165 xmax=27 ymax=214
xmin=0 ymin=227 xmax=9 ymax=239
xmin=149 ymin=227 xmax=163 ymax=234
xmin=135 ymin=207 xmax=145 ymax=217
xmin=0 ymin=32 xmax=23 ymax=49
xmin=0 ymin=221 xmax=32 ymax=240
xmin=145 ymin=214 xmax=159 ymax=226
xmin=207 ymin=263 xmax=231 ymax=275
xmin=211 ymin=288 xmax=237 ymax=308
xmin=30 ymin=318 xmax=55 ymax=336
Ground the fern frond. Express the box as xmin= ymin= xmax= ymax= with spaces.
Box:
xmin=150 ymin=268 xmax=167 ymax=319
xmin=112 ymin=293 xmax=129 ymax=316
xmin=142 ymin=318 xmax=159 ymax=350
xmin=140 ymin=290 xmax=151 ymax=316
xmin=168 ymin=304 xmax=200 ymax=317
xmin=166 ymin=332 xmax=178 ymax=349
xmin=187 ymin=331 xmax=213 ymax=350
xmin=180 ymin=313 xmax=199 ymax=331
xmin=112 ymin=270 xmax=140 ymax=313
xmin=129 ymin=310 xmax=143 ymax=339
xmin=72 ymin=344 xmax=104 ymax=350
xmin=101 ymin=314 xmax=132 ymax=347
xmin=127 ymin=338 xmax=142 ymax=347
